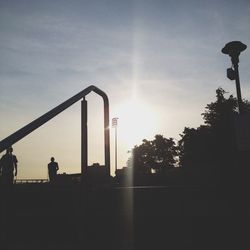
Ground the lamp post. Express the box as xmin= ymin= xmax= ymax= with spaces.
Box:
xmin=221 ymin=41 xmax=247 ymax=114
xmin=112 ymin=117 xmax=118 ymax=174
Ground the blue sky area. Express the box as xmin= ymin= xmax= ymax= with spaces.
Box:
xmin=1 ymin=0 xmax=250 ymax=178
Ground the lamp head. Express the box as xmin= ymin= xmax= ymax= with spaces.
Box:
xmin=222 ymin=41 xmax=247 ymax=64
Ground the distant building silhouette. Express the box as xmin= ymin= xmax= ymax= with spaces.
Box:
xmin=55 ymin=163 xmax=110 ymax=187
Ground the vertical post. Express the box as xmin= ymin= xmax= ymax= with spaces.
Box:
xmin=103 ymin=97 xmax=110 ymax=176
xmin=233 ymin=63 xmax=244 ymax=114
xmin=81 ymin=98 xmax=88 ymax=249
xmin=81 ymin=98 xmax=88 ymax=181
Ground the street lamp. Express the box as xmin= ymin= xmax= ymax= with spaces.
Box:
xmin=112 ymin=117 xmax=118 ymax=174
xmin=222 ymin=41 xmax=247 ymax=114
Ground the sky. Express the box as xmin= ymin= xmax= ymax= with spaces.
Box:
xmin=1 ymin=0 xmax=250 ymax=179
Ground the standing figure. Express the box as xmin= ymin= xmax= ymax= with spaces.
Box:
xmin=48 ymin=157 xmax=59 ymax=183
xmin=0 ymin=147 xmax=18 ymax=185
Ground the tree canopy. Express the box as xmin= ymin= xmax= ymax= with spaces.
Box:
xmin=178 ymin=87 xmax=250 ymax=186
xmin=127 ymin=135 xmax=178 ymax=174
xmin=126 ymin=87 xmax=250 ymax=186
xmin=179 ymin=88 xmax=240 ymax=168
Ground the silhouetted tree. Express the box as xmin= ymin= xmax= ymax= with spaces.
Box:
xmin=178 ymin=87 xmax=250 ymax=186
xmin=202 ymin=88 xmax=238 ymax=127
xmin=153 ymin=135 xmax=178 ymax=171
xmin=178 ymin=126 xmax=215 ymax=168
xmin=128 ymin=135 xmax=178 ymax=174
xmin=179 ymin=88 xmax=238 ymax=167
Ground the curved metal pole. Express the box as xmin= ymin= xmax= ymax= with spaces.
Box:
xmin=92 ymin=88 xmax=110 ymax=175
xmin=0 ymin=85 xmax=110 ymax=175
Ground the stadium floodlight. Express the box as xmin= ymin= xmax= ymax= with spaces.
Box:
xmin=112 ymin=117 xmax=119 ymax=174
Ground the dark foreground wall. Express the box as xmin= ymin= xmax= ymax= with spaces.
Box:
xmin=0 ymin=184 xmax=249 ymax=250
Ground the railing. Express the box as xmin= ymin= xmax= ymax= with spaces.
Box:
xmin=15 ymin=179 xmax=49 ymax=184
xmin=0 ymin=85 xmax=110 ymax=176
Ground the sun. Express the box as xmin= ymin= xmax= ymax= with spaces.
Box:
xmin=114 ymin=97 xmax=158 ymax=150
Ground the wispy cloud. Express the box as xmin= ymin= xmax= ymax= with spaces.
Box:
xmin=1 ymin=0 xmax=250 ymax=177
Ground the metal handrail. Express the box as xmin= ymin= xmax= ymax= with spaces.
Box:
xmin=0 ymin=85 xmax=110 ymax=175
xmin=15 ymin=179 xmax=49 ymax=184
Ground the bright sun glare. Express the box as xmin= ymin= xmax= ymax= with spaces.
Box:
xmin=115 ymin=97 xmax=158 ymax=150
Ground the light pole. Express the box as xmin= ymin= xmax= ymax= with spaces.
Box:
xmin=112 ymin=117 xmax=118 ymax=174
xmin=221 ymin=41 xmax=247 ymax=114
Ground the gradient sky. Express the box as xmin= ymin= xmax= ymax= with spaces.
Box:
xmin=1 ymin=0 xmax=250 ymax=179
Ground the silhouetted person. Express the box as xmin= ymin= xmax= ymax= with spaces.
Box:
xmin=48 ymin=157 xmax=59 ymax=183
xmin=0 ymin=147 xmax=18 ymax=185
